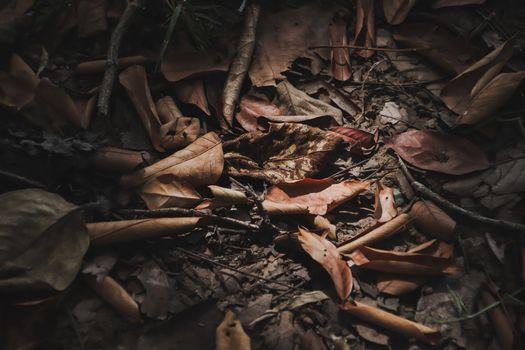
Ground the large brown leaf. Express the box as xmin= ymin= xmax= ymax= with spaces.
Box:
xmin=235 ymin=95 xmax=282 ymax=132
xmin=329 ymin=13 xmax=351 ymax=81
xmin=408 ymin=201 xmax=456 ymax=241
xmin=156 ymin=96 xmax=200 ymax=149
xmin=120 ymin=132 xmax=224 ymax=188
xmin=328 ymin=126 xmax=377 ymax=156
xmin=173 ymin=78 xmax=211 ymax=115
xmin=386 ymin=129 xmax=489 ymax=175
xmin=383 ymin=0 xmax=416 ymax=25
xmin=249 ymin=3 xmax=336 ymax=86
xmin=392 ymin=23 xmax=478 ymax=75
xmin=216 ymin=311 xmax=251 ymax=350
xmin=223 ymin=123 xmax=342 ymax=184
xmin=140 ymin=175 xmax=203 ymax=210
xmin=0 ymin=189 xmax=89 ymax=293
xmin=263 ymin=178 xmax=369 ymax=216
xmin=354 ymin=0 xmax=375 ymax=58
xmin=274 ymin=81 xmax=343 ymax=124
xmin=298 ymin=228 xmax=353 ymax=302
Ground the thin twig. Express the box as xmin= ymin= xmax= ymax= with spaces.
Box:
xmin=97 ymin=0 xmax=145 ymax=117
xmin=0 ymin=169 xmax=46 ymax=189
xmin=398 ymin=157 xmax=525 ymax=233
xmin=309 ymin=45 xmax=431 ymax=53
xmin=117 ymin=208 xmax=259 ymax=231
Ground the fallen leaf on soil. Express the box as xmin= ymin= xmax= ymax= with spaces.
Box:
xmin=77 ymin=0 xmax=107 ymax=38
xmin=235 ymin=95 xmax=282 ymax=132
xmin=374 ymin=182 xmax=397 ymax=223
xmin=87 ymin=217 xmax=202 ymax=245
xmin=92 ymin=147 xmax=153 ymax=174
xmin=35 ymin=78 xmax=84 ymax=129
xmin=263 ymin=178 xmax=369 ymax=216
xmin=481 ymin=288 xmax=516 ymax=350
xmin=120 ymin=132 xmax=223 ymax=188
xmin=140 ymin=175 xmax=203 ymax=210
xmin=329 ymin=13 xmax=351 ymax=81
xmin=249 ymin=3 xmax=336 ymax=86
xmin=173 ymin=78 xmax=211 ymax=115
xmin=310 ymin=215 xmax=337 ymax=240
xmin=156 ymin=96 xmax=200 ymax=149
xmin=386 ymin=129 xmax=489 ymax=175
xmin=341 ymin=300 xmax=440 ymax=344
xmin=137 ymin=260 xmax=170 ymax=320
xmin=0 ymin=54 xmax=38 ymax=111
xmin=0 ymin=189 xmax=89 ymax=293
xmin=274 ymin=81 xmax=343 ymax=124
xmin=222 ymin=3 xmax=260 ymax=125
xmin=392 ymin=23 xmax=478 ymax=75
xmin=328 ymin=126 xmax=378 ymax=156
xmin=349 ymin=245 xmax=460 ymax=275
xmin=383 ymin=0 xmax=416 ymax=25
xmin=440 ymin=40 xmax=522 ymax=124
xmin=223 ymin=123 xmax=341 ymax=184
xmin=85 ymin=275 xmax=141 ymax=323
xmin=216 ymin=310 xmax=251 ymax=350
xmin=337 ymin=213 xmax=411 ymax=253
xmin=354 ymin=0 xmax=375 ymax=58
xmin=432 ymin=0 xmax=486 ymax=9
xmin=409 ymin=201 xmax=456 ymax=240
xmin=298 ymin=228 xmax=353 ymax=301
xmin=195 ymin=185 xmax=249 ymax=210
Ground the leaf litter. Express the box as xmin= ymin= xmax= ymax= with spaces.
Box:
xmin=1 ymin=1 xmax=525 ymax=349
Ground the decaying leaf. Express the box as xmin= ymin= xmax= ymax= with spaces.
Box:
xmin=140 ymin=175 xmax=203 ymax=210
xmin=173 ymin=78 xmax=211 ymax=115
xmin=341 ymin=300 xmax=440 ymax=344
xmin=249 ymin=3 xmax=336 ymax=86
xmin=120 ymin=132 xmax=223 ymax=188
xmin=386 ymin=129 xmax=489 ymax=175
xmin=222 ymin=3 xmax=260 ymax=125
xmin=263 ymin=178 xmax=369 ymax=216
xmin=440 ymin=40 xmax=525 ymax=125
xmin=119 ymin=66 xmax=200 ymax=152
xmin=85 ymin=275 xmax=141 ymax=323
xmin=87 ymin=217 xmax=202 ymax=245
xmin=354 ymin=0 xmax=375 ymax=58
xmin=481 ymin=288 xmax=516 ymax=350
xmin=235 ymin=95 xmax=282 ymax=132
xmin=137 ymin=260 xmax=170 ymax=320
xmin=195 ymin=185 xmax=249 ymax=210
xmin=409 ymin=201 xmax=456 ymax=240
xmin=374 ymin=182 xmax=397 ymax=223
xmin=329 ymin=126 xmax=378 ymax=156
xmin=329 ymin=13 xmax=351 ymax=81
xmin=274 ymin=81 xmax=343 ymax=124
xmin=298 ymin=228 xmax=353 ymax=301
xmin=392 ymin=23 xmax=478 ymax=75
xmin=0 ymin=189 xmax=89 ymax=293
xmin=349 ymin=245 xmax=460 ymax=275
xmin=383 ymin=0 xmax=417 ymax=25
xmin=337 ymin=213 xmax=411 ymax=253
xmin=92 ymin=147 xmax=153 ymax=174
xmin=216 ymin=311 xmax=251 ymax=350
xmin=223 ymin=123 xmax=342 ymax=184
xmin=310 ymin=215 xmax=337 ymax=240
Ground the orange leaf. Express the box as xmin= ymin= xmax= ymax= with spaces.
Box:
xmin=298 ymin=228 xmax=352 ymax=302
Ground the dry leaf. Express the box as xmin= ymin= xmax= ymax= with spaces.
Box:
xmin=0 ymin=54 xmax=38 ymax=111
xmin=337 ymin=213 xmax=411 ymax=253
xmin=263 ymin=178 xmax=369 ymax=216
xmin=120 ymin=132 xmax=223 ymax=188
xmin=481 ymin=288 xmax=516 ymax=350
xmin=249 ymin=3 xmax=336 ymax=86
xmin=85 ymin=275 xmax=141 ymax=323
xmin=329 ymin=13 xmax=351 ymax=81
xmin=408 ymin=201 xmax=456 ymax=241
xmin=137 ymin=260 xmax=170 ymax=320
xmin=73 ymin=94 xmax=97 ymax=129
xmin=383 ymin=0 xmax=417 ymax=25
xmin=329 ymin=126 xmax=378 ymax=156
xmin=76 ymin=55 xmax=149 ymax=74
xmin=274 ymin=81 xmax=343 ymax=123
xmin=173 ymin=78 xmax=211 ymax=115
xmin=76 ymin=0 xmax=107 ymax=38
xmin=222 ymin=3 xmax=260 ymax=125
xmin=341 ymin=301 xmax=440 ymax=344
xmin=440 ymin=40 xmax=513 ymax=115
xmin=386 ymin=129 xmax=489 ymax=175
xmin=258 ymin=115 xmax=339 ymax=130
xmin=432 ymin=0 xmax=486 ymax=8
xmin=235 ymin=95 xmax=282 ymax=132
xmin=311 ymin=215 xmax=337 ymax=240
xmin=354 ymin=0 xmax=375 ymax=58
xmin=393 ymin=23 xmax=478 ymax=75
xmin=195 ymin=185 xmax=249 ymax=210
xmin=216 ymin=311 xmax=251 ymax=350
xmin=156 ymin=96 xmax=201 ymax=149
xmin=374 ymin=182 xmax=397 ymax=223
xmin=349 ymin=245 xmax=460 ymax=275
xmin=223 ymin=123 xmax=341 ymax=184
xmin=91 ymin=147 xmax=153 ymax=174
xmin=87 ymin=217 xmax=202 ymax=245
xmin=298 ymin=228 xmax=353 ymax=301
xmin=140 ymin=175 xmax=203 ymax=210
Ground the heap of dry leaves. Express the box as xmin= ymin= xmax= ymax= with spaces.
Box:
xmin=1 ymin=0 xmax=525 ymax=349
